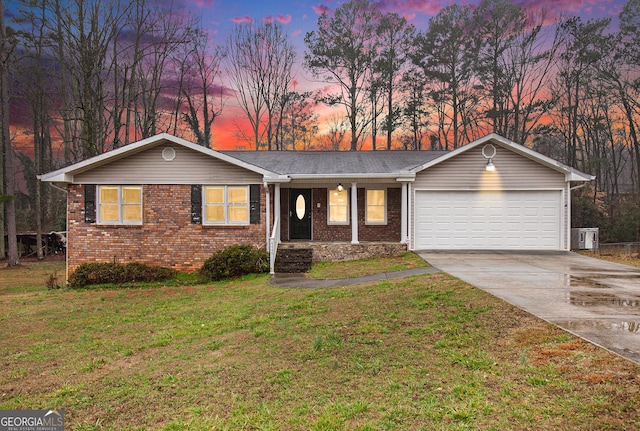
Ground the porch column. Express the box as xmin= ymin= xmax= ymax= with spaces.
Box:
xmin=351 ymin=182 xmax=359 ymax=244
xmin=274 ymin=184 xmax=281 ymax=242
xmin=264 ymin=181 xmax=270 ymax=252
xmin=407 ymin=182 xmax=412 ymax=250
xmin=401 ymin=182 xmax=408 ymax=244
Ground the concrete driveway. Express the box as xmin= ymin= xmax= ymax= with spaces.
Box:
xmin=417 ymin=251 xmax=640 ymax=364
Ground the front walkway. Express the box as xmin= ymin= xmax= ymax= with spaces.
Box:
xmin=270 ymin=267 xmax=438 ymax=288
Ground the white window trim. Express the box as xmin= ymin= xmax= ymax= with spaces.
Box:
xmin=327 ymin=188 xmax=350 ymax=225
xmin=97 ymin=185 xmax=143 ymax=225
xmin=365 ymin=188 xmax=387 ymax=225
xmin=203 ymin=185 xmax=250 ymax=226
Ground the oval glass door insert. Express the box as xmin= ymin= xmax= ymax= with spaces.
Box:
xmin=295 ymin=194 xmax=306 ymax=220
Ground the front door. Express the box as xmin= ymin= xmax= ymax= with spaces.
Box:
xmin=289 ymin=189 xmax=311 ymax=240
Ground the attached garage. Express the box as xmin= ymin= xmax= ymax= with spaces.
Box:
xmin=409 ymin=134 xmax=593 ymax=252
xmin=414 ymin=189 xmax=563 ymax=250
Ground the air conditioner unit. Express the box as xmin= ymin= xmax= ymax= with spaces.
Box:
xmin=571 ymin=228 xmax=599 ymax=250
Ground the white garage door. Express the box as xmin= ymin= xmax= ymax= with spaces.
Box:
xmin=414 ymin=190 xmax=562 ymax=250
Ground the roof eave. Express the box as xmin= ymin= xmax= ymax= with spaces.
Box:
xmin=287 ymin=173 xmax=416 ymax=181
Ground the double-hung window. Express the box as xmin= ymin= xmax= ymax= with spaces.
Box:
xmin=328 ymin=188 xmax=349 ymax=225
xmin=204 ymin=186 xmax=249 ymax=225
xmin=97 ymin=185 xmax=142 ymax=225
xmin=366 ymin=189 xmax=386 ymax=224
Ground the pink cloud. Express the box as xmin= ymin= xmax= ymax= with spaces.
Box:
xmin=184 ymin=0 xmax=213 ymax=7
xmin=277 ymin=14 xmax=292 ymax=24
xmin=263 ymin=16 xmax=274 ymax=23
xmin=312 ymin=4 xmax=332 ymax=15
xmin=514 ymin=0 xmax=615 ymax=15
xmin=373 ymin=0 xmax=444 ymax=16
xmin=403 ymin=12 xmax=416 ymax=22
xmin=232 ymin=16 xmax=253 ymax=24
xmin=292 ymin=29 xmax=302 ymax=37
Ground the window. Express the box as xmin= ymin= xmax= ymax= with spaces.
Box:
xmin=366 ymin=189 xmax=386 ymax=224
xmin=204 ymin=186 xmax=249 ymax=225
xmin=328 ymin=188 xmax=349 ymax=224
xmin=97 ymin=185 xmax=142 ymax=224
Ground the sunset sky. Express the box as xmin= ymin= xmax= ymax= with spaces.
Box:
xmin=178 ymin=0 xmax=628 ymax=149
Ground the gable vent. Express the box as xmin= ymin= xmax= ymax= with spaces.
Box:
xmin=162 ymin=147 xmax=176 ymax=161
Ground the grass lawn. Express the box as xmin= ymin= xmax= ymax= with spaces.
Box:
xmin=0 ymin=255 xmax=639 ymax=430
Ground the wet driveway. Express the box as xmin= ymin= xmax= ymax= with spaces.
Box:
xmin=417 ymin=251 xmax=640 ymax=364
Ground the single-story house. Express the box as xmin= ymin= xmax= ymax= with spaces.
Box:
xmin=40 ymin=132 xmax=593 ymax=278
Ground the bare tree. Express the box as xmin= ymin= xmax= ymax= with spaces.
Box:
xmin=617 ymin=0 xmax=640 ymax=192
xmin=400 ymin=67 xmax=430 ymax=150
xmin=552 ymin=17 xmax=612 ymax=169
xmin=376 ymin=12 xmax=415 ymax=150
xmin=412 ymin=4 xmax=479 ymax=149
xmin=179 ymin=30 xmax=224 ymax=148
xmin=0 ymin=0 xmax=18 ymax=265
xmin=305 ymin=0 xmax=381 ymax=151
xmin=278 ymin=91 xmax=317 ymax=150
xmin=225 ymin=21 xmax=296 ymax=150
xmin=14 ymin=0 xmax=53 ymax=259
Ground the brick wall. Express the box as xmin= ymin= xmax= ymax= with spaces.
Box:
xmin=279 ymin=187 xmax=401 ymax=242
xmin=67 ymin=184 xmax=267 ymax=275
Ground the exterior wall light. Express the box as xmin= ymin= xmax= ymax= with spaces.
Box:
xmin=486 ymin=158 xmax=495 ymax=171
xmin=482 ymin=144 xmax=497 ymax=172
xmin=337 ymin=183 xmax=344 ymax=192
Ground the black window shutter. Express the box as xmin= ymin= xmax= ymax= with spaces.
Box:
xmin=191 ymin=185 xmax=202 ymax=224
xmin=250 ymin=184 xmax=260 ymax=224
xmin=84 ymin=184 xmax=96 ymax=223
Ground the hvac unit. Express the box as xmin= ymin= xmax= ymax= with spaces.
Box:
xmin=571 ymin=228 xmax=599 ymax=250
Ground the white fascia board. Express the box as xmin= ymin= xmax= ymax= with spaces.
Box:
xmin=39 ymin=133 xmax=278 ymax=183
xmin=288 ymin=173 xmax=408 ymax=180
xmin=263 ymin=175 xmax=291 ymax=183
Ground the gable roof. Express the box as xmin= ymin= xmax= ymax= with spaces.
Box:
xmin=39 ymin=132 xmax=593 ymax=184
xmin=39 ymin=133 xmax=278 ymax=183
xmin=410 ymin=133 xmax=594 ymax=182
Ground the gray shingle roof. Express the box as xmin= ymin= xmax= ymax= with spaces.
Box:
xmin=219 ymin=151 xmax=448 ymax=176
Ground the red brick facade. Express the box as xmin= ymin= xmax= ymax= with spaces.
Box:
xmin=67 ymin=184 xmax=267 ymax=275
xmin=280 ymin=187 xmax=401 ymax=242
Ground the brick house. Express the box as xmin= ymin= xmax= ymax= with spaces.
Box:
xmin=40 ymin=133 xmax=592 ymax=278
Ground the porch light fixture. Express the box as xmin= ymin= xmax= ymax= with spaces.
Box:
xmin=482 ymin=144 xmax=497 ymax=172
xmin=337 ymin=183 xmax=344 ymax=192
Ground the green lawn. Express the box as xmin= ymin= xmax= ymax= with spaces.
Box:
xmin=0 ymin=258 xmax=638 ymax=430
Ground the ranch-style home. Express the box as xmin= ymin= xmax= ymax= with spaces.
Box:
xmin=40 ymin=133 xmax=593 ymax=278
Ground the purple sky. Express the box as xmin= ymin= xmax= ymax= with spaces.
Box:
xmin=190 ymin=0 xmax=624 ymax=46
xmin=181 ymin=0 xmax=626 ymax=148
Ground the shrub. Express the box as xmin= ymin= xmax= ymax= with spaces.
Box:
xmin=199 ymin=245 xmax=268 ymax=281
xmin=68 ymin=262 xmax=176 ymax=288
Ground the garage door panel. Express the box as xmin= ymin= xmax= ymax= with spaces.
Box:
xmin=415 ymin=190 xmax=562 ymax=250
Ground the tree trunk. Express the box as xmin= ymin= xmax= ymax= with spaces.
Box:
xmin=1 ymin=0 xmax=18 ymax=265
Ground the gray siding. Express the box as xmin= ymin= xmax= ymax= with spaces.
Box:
xmin=74 ymin=145 xmax=263 ymax=184
xmin=413 ymin=145 xmax=566 ymax=190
